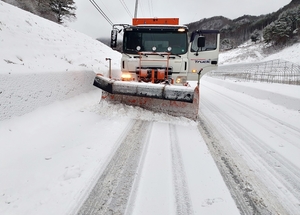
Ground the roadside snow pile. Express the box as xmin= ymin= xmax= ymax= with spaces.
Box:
xmin=0 ymin=1 xmax=120 ymax=74
xmin=0 ymin=1 xmax=121 ymax=120
xmin=0 ymin=71 xmax=95 ymax=120
xmin=89 ymin=99 xmax=197 ymax=126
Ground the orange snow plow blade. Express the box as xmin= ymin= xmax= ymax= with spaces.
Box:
xmin=93 ymin=75 xmax=199 ymax=120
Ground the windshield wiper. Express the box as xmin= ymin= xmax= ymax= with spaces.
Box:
xmin=140 ymin=52 xmax=149 ymax=57
xmin=170 ymin=53 xmax=181 ymax=58
xmin=159 ymin=53 xmax=181 ymax=58
xmin=124 ymin=49 xmax=143 ymax=58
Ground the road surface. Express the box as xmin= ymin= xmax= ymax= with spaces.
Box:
xmin=1 ymin=78 xmax=300 ymax=215
xmin=199 ymin=77 xmax=300 ymax=215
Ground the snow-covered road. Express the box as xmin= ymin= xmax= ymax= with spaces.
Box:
xmin=128 ymin=122 xmax=239 ymax=215
xmin=76 ymin=119 xmax=239 ymax=215
xmin=2 ymin=76 xmax=300 ymax=215
xmin=200 ymin=77 xmax=300 ymax=214
xmin=0 ymin=90 xmax=240 ymax=215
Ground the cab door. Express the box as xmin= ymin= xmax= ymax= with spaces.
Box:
xmin=187 ymin=30 xmax=220 ymax=81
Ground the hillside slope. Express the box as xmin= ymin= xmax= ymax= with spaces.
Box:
xmin=0 ymin=1 xmax=121 ymax=120
xmin=219 ymin=40 xmax=300 ymax=65
xmin=187 ymin=0 xmax=300 ymax=48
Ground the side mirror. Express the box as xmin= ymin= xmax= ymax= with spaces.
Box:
xmin=110 ymin=29 xmax=118 ymax=49
xmin=197 ymin=36 xmax=205 ymax=48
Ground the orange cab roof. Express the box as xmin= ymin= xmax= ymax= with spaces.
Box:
xmin=132 ymin=18 xmax=179 ymax=26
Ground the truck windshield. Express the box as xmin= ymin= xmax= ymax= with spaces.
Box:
xmin=123 ymin=30 xmax=188 ymax=55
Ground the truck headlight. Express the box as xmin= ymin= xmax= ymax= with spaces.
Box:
xmin=121 ymin=73 xmax=132 ymax=80
xmin=175 ymin=76 xmax=187 ymax=84
xmin=176 ymin=77 xmax=181 ymax=84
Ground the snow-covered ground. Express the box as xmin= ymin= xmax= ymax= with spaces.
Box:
xmin=200 ymin=76 xmax=300 ymax=214
xmin=1 ymin=1 xmax=300 ymax=215
xmin=0 ymin=1 xmax=121 ymax=120
xmin=219 ymin=40 xmax=300 ymax=65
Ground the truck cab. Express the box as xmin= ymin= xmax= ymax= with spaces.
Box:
xmin=111 ymin=18 xmax=220 ymax=85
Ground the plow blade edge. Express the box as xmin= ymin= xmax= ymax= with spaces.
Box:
xmin=93 ymin=75 xmax=199 ymax=120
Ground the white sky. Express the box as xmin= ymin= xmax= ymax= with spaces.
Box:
xmin=68 ymin=0 xmax=291 ymax=39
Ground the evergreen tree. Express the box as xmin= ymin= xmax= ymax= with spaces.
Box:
xmin=263 ymin=5 xmax=300 ymax=45
xmin=49 ymin=0 xmax=76 ymax=24
xmin=37 ymin=0 xmax=57 ymax=22
xmin=293 ymin=5 xmax=300 ymax=35
xmin=221 ymin=38 xmax=236 ymax=50
xmin=250 ymin=29 xmax=260 ymax=43
xmin=263 ymin=22 xmax=275 ymax=44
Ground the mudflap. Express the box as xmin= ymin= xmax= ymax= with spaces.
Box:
xmin=101 ymin=87 xmax=199 ymax=121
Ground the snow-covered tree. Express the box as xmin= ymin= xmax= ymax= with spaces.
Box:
xmin=49 ymin=0 xmax=76 ymax=24
xmin=2 ymin=0 xmax=75 ymax=23
xmin=36 ymin=0 xmax=57 ymax=22
xmin=263 ymin=22 xmax=275 ymax=44
xmin=263 ymin=5 xmax=300 ymax=45
xmin=250 ymin=29 xmax=260 ymax=43
xmin=274 ymin=20 xmax=292 ymax=44
xmin=221 ymin=38 xmax=236 ymax=50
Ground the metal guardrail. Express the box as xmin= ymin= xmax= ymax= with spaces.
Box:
xmin=207 ymin=59 xmax=300 ymax=85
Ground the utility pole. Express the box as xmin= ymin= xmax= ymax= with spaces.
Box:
xmin=134 ymin=0 xmax=138 ymax=18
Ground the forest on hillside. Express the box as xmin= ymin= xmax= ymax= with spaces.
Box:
xmin=187 ymin=0 xmax=300 ymax=50
xmin=2 ymin=0 xmax=76 ymax=24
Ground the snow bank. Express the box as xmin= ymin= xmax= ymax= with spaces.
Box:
xmin=0 ymin=71 xmax=96 ymax=120
xmin=0 ymin=1 xmax=121 ymax=120
xmin=202 ymin=76 xmax=300 ymax=111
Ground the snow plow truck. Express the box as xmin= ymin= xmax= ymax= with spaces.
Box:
xmin=93 ymin=18 xmax=220 ymax=120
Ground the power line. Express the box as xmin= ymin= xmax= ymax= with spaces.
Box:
xmin=136 ymin=0 xmax=151 ymax=17
xmin=119 ymin=0 xmax=133 ymax=18
xmin=89 ymin=0 xmax=113 ymax=26
xmin=148 ymin=0 xmax=154 ymax=17
xmin=97 ymin=0 xmax=116 ymax=22
xmin=139 ymin=0 xmax=154 ymax=17
xmin=137 ymin=0 xmax=146 ymax=17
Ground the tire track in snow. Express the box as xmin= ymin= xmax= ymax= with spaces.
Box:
xmin=197 ymin=113 xmax=271 ymax=215
xmin=76 ymin=119 xmax=151 ymax=215
xmin=169 ymin=124 xmax=194 ymax=215
xmin=203 ymin=84 xmax=300 ymax=202
xmin=203 ymin=83 xmax=300 ymax=149
xmin=202 ymin=97 xmax=300 ymax=214
xmin=199 ymin=83 xmax=300 ymax=214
